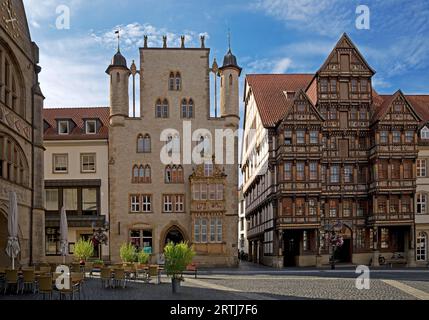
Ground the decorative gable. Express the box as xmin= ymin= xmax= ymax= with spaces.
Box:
xmin=318 ymin=33 xmax=375 ymax=76
xmin=378 ymin=91 xmax=422 ymax=124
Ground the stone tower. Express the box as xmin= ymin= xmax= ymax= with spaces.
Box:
xmin=219 ymin=48 xmax=241 ymax=121
xmin=106 ymin=49 xmax=130 ymax=126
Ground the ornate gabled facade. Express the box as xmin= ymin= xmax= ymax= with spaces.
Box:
xmin=0 ymin=0 xmax=44 ymax=266
xmin=242 ymin=33 xmax=428 ymax=267
xmin=189 ymin=161 xmax=227 ymax=256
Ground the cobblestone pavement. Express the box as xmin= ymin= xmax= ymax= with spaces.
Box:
xmin=0 ymin=271 xmax=429 ymax=300
xmin=1 ymin=265 xmax=428 ymax=300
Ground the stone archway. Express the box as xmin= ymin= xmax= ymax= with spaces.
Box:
xmin=165 ymin=227 xmax=184 ymax=245
xmin=159 ymin=223 xmax=189 ymax=250
xmin=335 ymin=224 xmax=353 ymax=263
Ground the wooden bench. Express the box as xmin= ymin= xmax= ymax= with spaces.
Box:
xmin=184 ymin=263 xmax=198 ymax=279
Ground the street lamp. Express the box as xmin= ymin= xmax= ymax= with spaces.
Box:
xmin=91 ymin=221 xmax=109 ymax=259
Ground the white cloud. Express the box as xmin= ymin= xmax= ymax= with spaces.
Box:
xmin=91 ymin=23 xmax=210 ymax=50
xmin=372 ymin=76 xmax=391 ymax=90
xmin=23 ymin=0 xmax=83 ymax=27
xmin=245 ymin=56 xmax=293 ymax=74
xmin=38 ymin=35 xmax=109 ymax=107
xmin=361 ymin=36 xmax=429 ymax=77
xmin=251 ymin=0 xmax=352 ymax=36
xmin=272 ymin=58 xmax=292 ymax=73
xmin=37 ymin=23 xmax=209 ymax=107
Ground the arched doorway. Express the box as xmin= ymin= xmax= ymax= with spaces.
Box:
xmin=334 ymin=224 xmax=352 ymax=263
xmin=164 ymin=227 xmax=185 ymax=245
xmin=0 ymin=211 xmax=9 ymax=266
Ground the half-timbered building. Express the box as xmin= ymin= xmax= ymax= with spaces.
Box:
xmin=241 ymin=33 xmax=429 ymax=267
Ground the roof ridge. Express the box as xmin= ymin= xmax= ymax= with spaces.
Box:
xmin=246 ymin=73 xmax=314 ymax=76
xmin=44 ymin=106 xmax=109 ymax=110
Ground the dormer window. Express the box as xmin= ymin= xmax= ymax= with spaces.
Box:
xmin=286 ymin=91 xmax=295 ymax=100
xmin=421 ymin=127 xmax=429 ymax=140
xmin=85 ymin=120 xmax=97 ymax=134
xmin=58 ymin=121 xmax=69 ymax=135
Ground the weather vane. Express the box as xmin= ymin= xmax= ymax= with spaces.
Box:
xmin=228 ymin=28 xmax=231 ymax=51
xmin=115 ymin=28 xmax=121 ymax=52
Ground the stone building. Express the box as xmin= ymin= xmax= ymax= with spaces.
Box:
xmin=241 ymin=33 xmax=429 ymax=267
xmin=107 ymin=36 xmax=240 ymax=266
xmin=42 ymin=107 xmax=110 ymax=263
xmin=414 ymin=103 xmax=429 ymax=266
xmin=0 ymin=0 xmax=44 ymax=266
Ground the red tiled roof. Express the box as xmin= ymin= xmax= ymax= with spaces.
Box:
xmin=371 ymin=93 xmax=397 ymax=123
xmin=371 ymin=93 xmax=429 ymax=124
xmin=406 ymin=95 xmax=429 ymax=123
xmin=246 ymin=74 xmax=314 ymax=127
xmin=43 ymin=107 xmax=110 ymax=140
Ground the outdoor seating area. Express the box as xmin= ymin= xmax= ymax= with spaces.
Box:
xmin=0 ymin=261 xmax=169 ymax=300
xmin=0 ymin=264 xmax=86 ymax=300
xmin=97 ymin=263 xmax=163 ymax=288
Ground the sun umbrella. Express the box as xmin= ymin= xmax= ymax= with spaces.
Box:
xmin=6 ymin=192 xmax=20 ymax=270
xmin=59 ymin=206 xmax=68 ymax=264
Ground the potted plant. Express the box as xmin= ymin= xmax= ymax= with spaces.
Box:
xmin=92 ymin=259 xmax=104 ymax=268
xmin=74 ymin=239 xmax=94 ymax=266
xmin=120 ymin=243 xmax=137 ymax=264
xmin=137 ymin=250 xmax=150 ymax=265
xmin=164 ymin=241 xmax=195 ymax=293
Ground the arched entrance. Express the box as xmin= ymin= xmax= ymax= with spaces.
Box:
xmin=164 ymin=227 xmax=185 ymax=245
xmin=0 ymin=211 xmax=9 ymax=266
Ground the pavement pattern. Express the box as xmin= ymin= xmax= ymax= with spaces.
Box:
xmin=1 ymin=263 xmax=428 ymax=300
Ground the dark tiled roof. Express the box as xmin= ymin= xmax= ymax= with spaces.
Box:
xmin=371 ymin=93 xmax=429 ymax=124
xmin=406 ymin=95 xmax=429 ymax=123
xmin=245 ymin=74 xmax=314 ymax=127
xmin=371 ymin=92 xmax=397 ymax=123
xmin=43 ymin=107 xmax=110 ymax=140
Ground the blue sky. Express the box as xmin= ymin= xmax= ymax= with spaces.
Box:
xmin=23 ymin=0 xmax=429 ymax=109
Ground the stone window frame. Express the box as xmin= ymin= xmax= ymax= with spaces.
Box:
xmin=162 ymin=194 xmax=185 ymax=213
xmin=155 ymin=98 xmax=169 ymax=118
